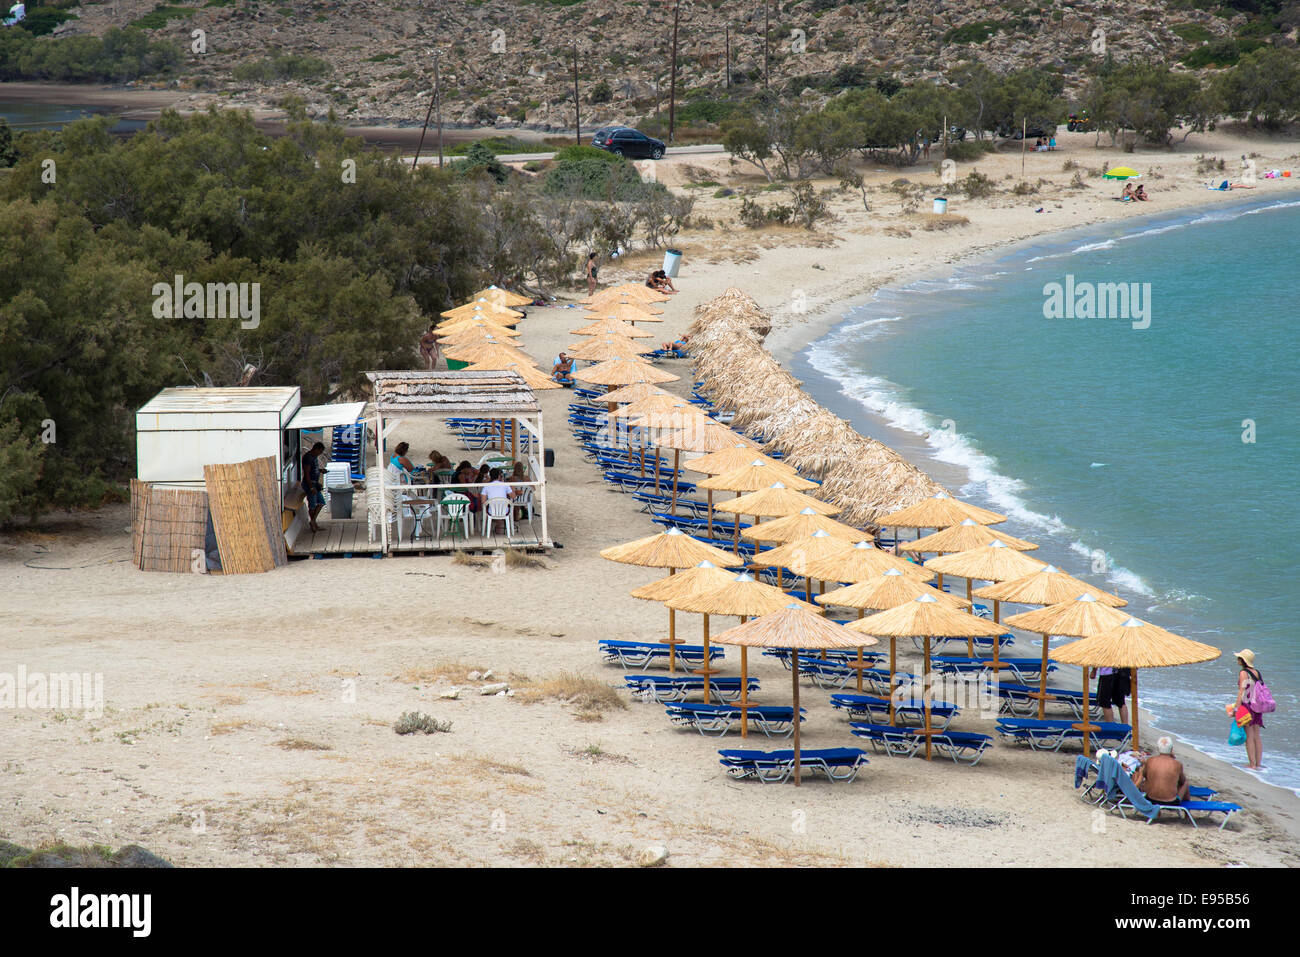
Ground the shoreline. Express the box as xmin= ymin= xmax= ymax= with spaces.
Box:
xmin=716 ymin=193 xmax=1300 ymax=822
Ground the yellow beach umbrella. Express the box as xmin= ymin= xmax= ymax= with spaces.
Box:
xmin=469 ymin=285 xmax=532 ymax=307
xmin=568 ymin=335 xmax=650 ymax=363
xmin=973 ymin=564 xmax=1125 ymax=623
xmin=575 ymin=359 xmax=680 ymax=387
xmin=440 ymin=301 xmax=523 ymax=322
xmin=570 ymin=318 xmax=654 ymax=339
xmin=435 ymin=317 xmax=521 ymax=338
xmin=600 ymin=382 xmax=673 ymax=405
xmin=802 ymin=539 xmax=933 ymax=583
xmin=741 ymin=507 xmax=869 ymax=545
xmin=462 ymin=361 xmax=562 ymax=391
xmin=751 ymin=529 xmax=856 ymax=603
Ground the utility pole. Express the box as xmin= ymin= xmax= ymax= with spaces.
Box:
xmin=412 ymin=49 xmax=439 ymax=172
xmin=763 ymin=0 xmax=770 ymax=89
xmin=572 ymin=41 xmax=580 ymax=145
xmin=669 ymin=0 xmax=680 ymax=143
xmin=434 ymin=51 xmax=442 ymax=168
xmin=724 ymin=22 xmax=730 ymax=90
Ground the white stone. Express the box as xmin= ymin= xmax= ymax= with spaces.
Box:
xmin=480 ymin=683 xmax=510 ymax=695
xmin=637 ymin=845 xmax=668 ymax=867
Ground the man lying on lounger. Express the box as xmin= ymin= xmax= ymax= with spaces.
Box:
xmin=1133 ymin=736 xmax=1190 ymax=805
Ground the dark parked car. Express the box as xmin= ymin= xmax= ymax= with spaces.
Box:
xmin=591 ymin=126 xmax=666 ymax=160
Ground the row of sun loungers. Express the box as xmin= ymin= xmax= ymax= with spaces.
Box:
xmin=599 ymin=639 xmax=724 ymax=671
xmin=719 ymin=747 xmax=869 ymax=783
xmin=666 ymin=703 xmax=805 ymax=737
xmin=849 ymin=724 xmax=995 ymax=766
xmin=996 ymin=718 xmax=1131 ymax=752
xmin=624 ymin=674 xmax=758 ymax=704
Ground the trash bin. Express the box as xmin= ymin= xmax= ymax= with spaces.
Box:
xmin=933 ymin=197 xmax=948 ymax=214
xmin=544 ymin=448 xmax=555 ymax=468
xmin=328 ymin=486 xmax=354 ymax=519
xmin=662 ymin=248 xmax=683 ymax=278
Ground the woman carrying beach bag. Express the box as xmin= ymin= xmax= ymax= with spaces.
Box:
xmin=1230 ymin=649 xmax=1271 ymax=771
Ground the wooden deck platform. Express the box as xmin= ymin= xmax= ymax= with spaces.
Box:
xmin=287 ymin=515 xmax=544 ymax=557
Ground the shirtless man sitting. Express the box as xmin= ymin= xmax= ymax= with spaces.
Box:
xmin=1133 ymin=736 xmax=1190 ymax=805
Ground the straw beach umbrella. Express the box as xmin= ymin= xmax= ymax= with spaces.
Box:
xmin=602 ymin=528 xmax=741 ymax=672
xmin=568 ymin=335 xmax=650 ymax=363
xmin=435 ymin=317 xmax=521 ymax=338
xmin=1051 ymin=617 xmax=1221 ymax=752
xmin=742 ymin=507 xmax=869 ymax=546
xmin=584 ymin=283 xmax=669 ymax=304
xmin=570 ymin=318 xmax=654 ymax=339
xmin=440 ymin=300 xmax=523 ymax=321
xmin=900 ymin=519 xmax=1038 ymax=556
xmin=652 ymin=420 xmax=759 ymax=514
xmin=575 ymin=359 xmax=680 ymax=388
xmin=442 ymin=338 xmax=533 ymax=366
xmin=925 ymin=541 xmax=1047 ymax=657
xmin=1004 ymin=594 xmax=1132 ymax=721
xmin=876 ymin=492 xmax=1008 ymax=540
xmin=716 ymin=482 xmax=839 ymax=557
xmin=630 ymin=561 xmax=736 ymax=674
xmin=685 ymin=445 xmax=792 ymax=478
xmin=700 ymin=460 xmax=817 ymax=542
xmin=973 ymin=564 xmax=1125 ymax=623
xmin=462 ymin=361 xmax=563 ymax=391
xmin=751 ymin=529 xmax=856 ymax=600
xmin=584 ymin=302 xmax=665 ymax=324
xmin=819 ymin=567 xmax=970 ymax=695
xmin=666 ymin=572 xmax=816 ymax=704
xmin=801 ymin=539 xmax=934 ymax=584
xmin=600 ymin=382 xmax=673 ymax=405
xmin=710 ymin=603 xmax=871 ymax=781
xmin=848 ymin=594 xmax=1005 ymax=758
xmin=469 ymin=285 xmax=532 ymax=307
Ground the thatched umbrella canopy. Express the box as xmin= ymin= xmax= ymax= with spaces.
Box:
xmin=600 ymin=382 xmax=673 ymax=404
xmin=924 ymin=541 xmax=1046 ymax=656
xmin=715 ymin=483 xmax=838 ymax=519
xmin=876 ymin=492 xmax=1007 ymax=530
xmin=440 ymin=300 xmax=524 ymax=322
xmin=462 ymin=361 xmax=562 ymax=391
xmin=575 ymin=359 xmax=680 ymax=387
xmin=434 ymin=317 xmax=521 ymax=338
xmin=568 ymin=335 xmax=650 ymax=362
xmin=1052 ymin=617 xmax=1221 ymax=752
xmin=685 ymin=445 xmax=790 ymax=477
xmin=699 ymin=460 xmax=817 ymax=493
xmin=900 ymin=519 xmax=1038 ymax=555
xmin=600 ymin=526 xmax=738 ymax=570
xmin=750 ymin=529 xmax=857 ymax=602
xmin=801 ymin=540 xmax=933 ymax=583
xmin=612 ymin=394 xmax=690 ymax=420
xmin=711 ymin=603 xmax=872 ymax=783
xmin=603 ymin=529 xmax=743 ymax=673
xmin=584 ymin=283 xmax=670 ymax=304
xmin=469 ymin=286 xmax=532 ymax=307
xmin=819 ymin=567 xmax=970 ymax=695
xmin=570 ymin=318 xmax=654 ymax=338
xmin=584 ymin=302 xmax=666 ymax=324
xmin=973 ymin=564 xmax=1125 ymax=624
xmin=848 ymin=594 xmax=1004 ymax=757
xmin=1004 ymin=594 xmax=1133 ymax=722
xmin=437 ymin=326 xmax=518 ymax=348
xmin=741 ymin=508 xmax=869 ymax=545
xmin=656 ymin=421 xmax=757 ymax=454
xmin=443 ymin=338 xmax=533 ymax=366
xmin=666 ymin=572 xmax=817 ymax=705
xmin=629 ymin=560 xmax=736 ymax=673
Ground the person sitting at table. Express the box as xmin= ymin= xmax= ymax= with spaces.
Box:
xmin=427 ymin=450 xmax=451 ymax=472
xmin=451 ymin=461 xmax=482 ymax=512
xmin=1132 ymin=736 xmax=1190 ymax=805
xmin=508 ymin=461 xmax=529 ymax=484
xmin=551 ymin=352 xmax=574 ymax=386
xmin=389 ymin=442 xmax=415 ymax=481
xmin=482 ymin=468 xmax=516 ymax=504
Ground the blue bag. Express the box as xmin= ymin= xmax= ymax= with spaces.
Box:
xmin=1228 ymin=720 xmax=1246 ymax=746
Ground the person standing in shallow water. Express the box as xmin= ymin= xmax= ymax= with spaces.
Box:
xmin=1232 ymin=649 xmax=1265 ymax=770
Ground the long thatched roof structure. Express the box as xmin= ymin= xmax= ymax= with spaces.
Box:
xmin=688 ymin=288 xmax=947 ymax=526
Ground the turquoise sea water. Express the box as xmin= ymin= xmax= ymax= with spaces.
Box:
xmin=798 ymin=196 xmax=1300 ymax=794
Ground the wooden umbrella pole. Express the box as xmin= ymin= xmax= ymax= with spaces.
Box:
xmin=669 ymin=449 xmax=680 ymax=515
xmin=702 ymin=614 xmax=711 ymax=698
xmin=706 ymin=490 xmax=714 ymax=538
xmin=804 ymin=575 xmax=812 ymax=603
xmin=966 ymin=578 xmax=976 ymax=657
xmin=993 ymin=599 xmax=1001 ymax=624
xmin=792 ymin=649 xmax=801 ymax=786
xmin=654 ymin=445 xmax=662 ymax=493
xmin=511 ymin=419 xmax=518 ymax=462
xmin=1038 ymin=632 xmax=1050 ymax=719
xmin=888 ymin=637 xmax=897 ymax=725
xmin=639 ymin=445 xmax=646 ymax=477
xmin=1082 ymin=669 xmax=1092 ymax=758
xmin=856 ymin=608 xmax=865 ymax=692
xmin=739 ymin=617 xmax=749 ymax=739
xmin=668 ymin=607 xmax=676 ymax=674
xmin=923 ymin=636 xmax=933 ymax=761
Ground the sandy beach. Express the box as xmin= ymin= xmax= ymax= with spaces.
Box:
xmin=3 ymin=124 xmax=1299 ymax=867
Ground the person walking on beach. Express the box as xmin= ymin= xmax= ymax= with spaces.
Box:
xmin=301 ymin=441 xmax=327 ymax=534
xmin=585 ymin=252 xmax=599 ymax=296
xmin=419 ymin=323 xmax=440 ymax=370
xmin=1232 ymin=649 xmax=1266 ymax=770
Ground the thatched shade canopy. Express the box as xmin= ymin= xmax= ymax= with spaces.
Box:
xmin=584 ymin=302 xmax=666 ymax=323
xmin=1004 ymin=593 xmax=1132 ymax=637
xmin=440 ymin=300 xmax=524 ymax=322
xmin=901 ymin=519 xmax=1038 ymax=554
xmin=462 ymin=361 xmax=562 ymax=391
xmin=876 ymin=492 xmax=1007 ymax=529
xmin=655 ymin=422 xmax=758 ymax=454
xmin=699 ymin=460 xmax=817 ymax=493
xmin=442 ymin=338 xmax=534 ymax=366
xmin=600 ymin=382 xmax=674 ymax=404
xmin=568 ymin=335 xmax=650 ymax=362
xmin=437 ymin=326 xmax=519 ymax=348
xmin=629 ymin=561 xmax=735 ymax=603
xmin=715 ymin=483 xmax=839 ymax=518
xmin=665 ymin=571 xmax=817 ymax=617
xmin=600 ymin=527 xmax=740 ymax=570
xmin=435 ymin=318 xmax=521 ymax=338
xmin=575 ymin=359 xmax=680 ymax=386
xmin=819 ymin=569 xmax=971 ymax=612
xmin=570 ymin=318 xmax=654 ymax=338
xmin=801 ymin=540 xmax=933 ymax=582
xmin=468 ymin=286 xmax=532 ymax=307
xmin=973 ymin=565 xmax=1126 ymax=615
xmin=611 ymin=394 xmax=692 ymax=420
xmin=583 ymin=284 xmax=669 ymax=304
xmin=925 ymin=540 xmax=1047 ymax=584
xmin=741 ymin=508 xmax=868 ymax=545
xmin=685 ymin=446 xmax=790 ymax=477
xmin=751 ymin=530 xmax=856 ymax=578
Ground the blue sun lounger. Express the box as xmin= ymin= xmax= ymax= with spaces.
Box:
xmin=665 ymin=702 xmax=805 ymax=737
xmin=849 ymin=723 xmax=994 ymax=766
xmin=624 ymin=674 xmax=759 ymax=704
xmin=830 ymin=693 xmax=960 ymax=731
xmin=1113 ymin=767 xmax=1242 ymax=828
xmin=1075 ymin=755 xmax=1217 ymax=807
xmin=933 ymin=655 xmax=1057 ymax=683
xmin=996 ymin=717 xmax=1131 ymax=752
xmin=599 ymin=639 xmax=724 ymax=671
xmin=718 ymin=747 xmax=868 ymax=783
xmin=912 ymin=634 xmax=1012 ymax=653
xmin=997 ymin=682 xmax=1102 ymax=720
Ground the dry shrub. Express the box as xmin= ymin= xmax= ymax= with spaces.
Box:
xmin=517 ymin=672 xmax=626 ymax=716
xmin=397 ymin=661 xmax=490 ymax=685
xmin=275 ymin=738 xmax=332 ymax=751
xmin=394 ymin=712 xmax=453 ymax=735
xmin=920 ymin=213 xmax=971 ymax=230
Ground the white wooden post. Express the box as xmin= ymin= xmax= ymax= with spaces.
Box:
xmin=536 ymin=410 xmax=549 ymax=548
xmin=376 ymin=411 xmax=389 ymax=554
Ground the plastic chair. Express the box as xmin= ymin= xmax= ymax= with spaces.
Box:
xmin=365 ymin=466 xmax=399 ymax=544
xmin=437 ymin=494 xmax=471 ymax=542
xmin=482 ymin=497 xmax=514 ymax=539
xmin=514 ymin=487 xmax=535 ymax=528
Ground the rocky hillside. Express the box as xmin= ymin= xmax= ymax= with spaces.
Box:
xmin=58 ymin=0 xmax=1290 ymax=130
